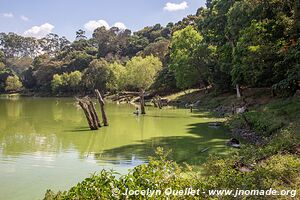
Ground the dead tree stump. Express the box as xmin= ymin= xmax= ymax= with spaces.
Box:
xmin=77 ymin=98 xmax=98 ymax=130
xmin=139 ymin=89 xmax=146 ymax=114
xmin=152 ymin=97 xmax=158 ymax=107
xmin=156 ymin=95 xmax=163 ymax=109
xmin=153 ymin=95 xmax=163 ymax=109
xmin=85 ymin=97 xmax=101 ymax=128
xmin=95 ymin=89 xmax=109 ymax=126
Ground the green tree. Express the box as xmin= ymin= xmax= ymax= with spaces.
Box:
xmin=106 ymin=62 xmax=127 ymax=91
xmin=273 ymin=41 xmax=300 ymax=96
xmin=82 ymin=59 xmax=110 ymax=91
xmin=170 ymin=26 xmax=209 ymax=89
xmin=125 ymin=55 xmax=162 ymax=114
xmin=67 ymin=51 xmax=94 ymax=71
xmin=232 ymin=21 xmax=279 ymax=88
xmin=228 ymin=0 xmax=295 ymax=96
xmin=51 ymin=71 xmax=82 ymax=93
xmin=140 ymin=39 xmax=170 ymax=61
xmin=126 ymin=55 xmax=162 ymax=89
xmin=51 ymin=74 xmax=63 ymax=92
xmin=5 ymin=75 xmax=22 ymax=92
xmin=68 ymin=71 xmax=82 ymax=90
xmin=151 ymin=66 xmax=178 ymax=93
xmin=0 ymin=68 xmax=15 ymax=92
xmin=75 ymin=29 xmax=87 ymax=40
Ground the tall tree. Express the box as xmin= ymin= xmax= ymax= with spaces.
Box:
xmin=170 ymin=26 xmax=209 ymax=89
xmin=82 ymin=59 xmax=110 ymax=92
xmin=126 ymin=55 xmax=162 ymax=114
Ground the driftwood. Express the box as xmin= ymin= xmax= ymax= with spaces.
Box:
xmin=95 ymin=89 xmax=109 ymax=126
xmin=112 ymin=94 xmax=136 ymax=102
xmin=77 ymin=97 xmax=99 ymax=130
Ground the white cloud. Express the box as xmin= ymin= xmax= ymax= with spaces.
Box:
xmin=24 ymin=23 xmax=54 ymax=38
xmin=113 ymin=22 xmax=126 ymax=30
xmin=84 ymin=20 xmax=110 ymax=32
xmin=84 ymin=20 xmax=127 ymax=32
xmin=164 ymin=1 xmax=188 ymax=12
xmin=2 ymin=12 xmax=14 ymax=18
xmin=20 ymin=15 xmax=29 ymax=21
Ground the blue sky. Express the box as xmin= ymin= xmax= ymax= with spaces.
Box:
xmin=0 ymin=0 xmax=206 ymax=40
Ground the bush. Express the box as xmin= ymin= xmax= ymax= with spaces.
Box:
xmin=44 ymin=148 xmax=202 ymax=200
xmin=51 ymin=71 xmax=82 ymax=93
xmin=44 ymin=147 xmax=300 ymax=200
xmin=5 ymin=75 xmax=22 ymax=92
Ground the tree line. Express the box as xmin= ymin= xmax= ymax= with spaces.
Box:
xmin=0 ymin=0 xmax=299 ymax=97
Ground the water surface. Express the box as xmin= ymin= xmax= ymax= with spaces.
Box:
xmin=0 ymin=97 xmax=230 ymax=200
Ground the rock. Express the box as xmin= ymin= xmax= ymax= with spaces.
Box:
xmin=236 ymin=106 xmax=248 ymax=114
xmin=293 ymin=146 xmax=300 ymax=155
xmin=226 ymin=138 xmax=240 ymax=148
xmin=208 ymin=122 xmax=222 ymax=127
xmin=238 ymin=166 xmax=252 ymax=172
xmin=234 ymin=162 xmax=253 ymax=172
xmin=231 ymin=128 xmax=265 ymax=145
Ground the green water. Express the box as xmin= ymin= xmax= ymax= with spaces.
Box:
xmin=0 ymin=97 xmax=231 ymax=200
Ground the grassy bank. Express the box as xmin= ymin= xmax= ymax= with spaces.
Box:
xmin=44 ymin=89 xmax=300 ymax=200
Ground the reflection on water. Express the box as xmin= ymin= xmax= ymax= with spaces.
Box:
xmin=0 ymin=97 xmax=231 ymax=200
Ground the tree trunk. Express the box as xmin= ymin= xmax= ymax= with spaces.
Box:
xmin=78 ymin=99 xmax=98 ymax=130
xmin=236 ymin=84 xmax=242 ymax=98
xmin=153 ymin=96 xmax=162 ymax=109
xmin=152 ymin=97 xmax=158 ymax=107
xmin=140 ymin=89 xmax=146 ymax=114
xmin=85 ymin=97 xmax=101 ymax=128
xmin=157 ymin=95 xmax=163 ymax=109
xmin=95 ymin=89 xmax=109 ymax=126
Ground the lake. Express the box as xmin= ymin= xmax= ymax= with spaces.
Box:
xmin=0 ymin=97 xmax=231 ymax=200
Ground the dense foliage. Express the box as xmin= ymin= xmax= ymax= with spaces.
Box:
xmin=44 ymin=146 xmax=300 ymax=200
xmin=0 ymin=0 xmax=298 ymax=96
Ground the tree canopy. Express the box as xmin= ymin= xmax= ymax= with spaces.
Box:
xmin=0 ymin=0 xmax=299 ymax=96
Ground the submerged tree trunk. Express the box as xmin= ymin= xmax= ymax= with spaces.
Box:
xmin=85 ymin=97 xmax=101 ymax=128
xmin=77 ymin=99 xmax=98 ymax=130
xmin=95 ymin=89 xmax=108 ymax=126
xmin=236 ymin=84 xmax=242 ymax=98
xmin=139 ymin=89 xmax=146 ymax=114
